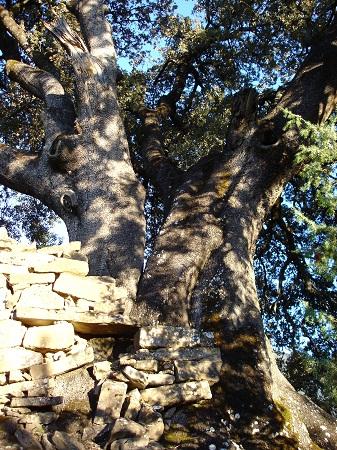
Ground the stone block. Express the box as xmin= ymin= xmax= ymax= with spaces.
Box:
xmin=0 ymin=319 xmax=26 ymax=348
xmin=138 ymin=404 xmax=164 ymax=440
xmin=94 ymin=297 xmax=130 ymax=315
xmin=23 ymin=322 xmax=75 ymax=353
xmin=18 ymin=285 xmax=64 ymax=310
xmin=0 ymin=309 xmax=11 ymax=320
xmin=51 ymin=431 xmax=85 ymax=450
xmin=0 ymin=347 xmax=43 ymax=373
xmin=122 ymin=366 xmax=148 ymax=389
xmin=94 ymin=380 xmax=127 ymax=424
xmin=0 ymin=251 xmax=54 ymax=266
xmin=93 ymin=361 xmax=111 ymax=380
xmin=109 ymin=436 xmax=149 ymax=450
xmin=9 ymin=370 xmax=25 ymax=383
xmin=53 ymin=272 xmax=116 ymax=301
xmin=37 ymin=241 xmax=81 ymax=256
xmin=29 ymin=346 xmax=94 ymax=379
xmin=16 ymin=306 xmax=136 ymax=335
xmin=147 ymin=372 xmax=175 ymax=387
xmin=0 ymin=273 xmax=7 ymax=287
xmin=122 ymin=389 xmax=141 ymax=421
xmin=19 ymin=412 xmax=58 ymax=425
xmin=120 ymin=347 xmax=221 ymax=364
xmin=11 ymin=396 xmax=63 ymax=407
xmin=0 ymin=378 xmax=53 ymax=396
xmin=110 ymin=418 xmax=146 ymax=440
xmin=174 ymin=357 xmax=222 ymax=385
xmin=126 ymin=359 xmax=158 ymax=372
xmin=14 ymin=427 xmax=43 ymax=450
xmin=135 ymin=326 xmax=214 ymax=350
xmin=7 ymin=272 xmax=56 ymax=285
xmin=0 ymin=263 xmax=29 ymax=274
xmin=33 ymin=257 xmax=89 ymax=275
xmin=140 ymin=380 xmax=212 ymax=407
xmin=49 ymin=366 xmax=95 ymax=414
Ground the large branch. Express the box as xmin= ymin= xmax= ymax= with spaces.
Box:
xmin=0 ymin=144 xmax=39 ymax=196
xmin=77 ymin=0 xmax=116 ymax=61
xmin=0 ymin=5 xmax=28 ymax=51
xmin=138 ymin=108 xmax=182 ymax=201
xmin=6 ymin=60 xmax=75 ymax=138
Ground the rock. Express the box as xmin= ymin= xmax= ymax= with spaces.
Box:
xmin=93 ymin=361 xmax=111 ymax=380
xmin=0 ymin=308 xmax=11 ymax=320
xmin=147 ymin=372 xmax=175 ymax=387
xmin=7 ymin=272 xmax=56 ymax=285
xmin=30 ymin=345 xmax=94 ymax=379
xmin=23 ymin=322 xmax=75 ymax=353
xmin=3 ymin=406 xmax=31 ymax=416
xmin=67 ymin=335 xmax=87 ymax=356
xmin=28 ymin=386 xmax=50 ymax=396
xmin=0 ymin=251 xmax=53 ymax=266
xmin=0 ymin=373 xmax=6 ymax=385
xmin=9 ymin=370 xmax=25 ymax=383
xmin=19 ymin=412 xmax=58 ymax=425
xmin=41 ymin=434 xmax=57 ymax=450
xmin=123 ymin=359 xmax=158 ymax=373
xmin=94 ymin=380 xmax=128 ymax=424
xmin=0 ymin=319 xmax=27 ymax=348
xmin=110 ymin=418 xmax=146 ymax=440
xmin=0 ymin=227 xmax=8 ymax=239
xmin=109 ymin=436 xmax=149 ymax=450
xmin=16 ymin=306 xmax=136 ymax=335
xmin=5 ymin=290 xmax=21 ymax=310
xmin=110 ymin=371 xmax=130 ymax=383
xmin=122 ymin=366 xmax=148 ymax=389
xmin=14 ymin=427 xmax=43 ymax=450
xmin=174 ymin=357 xmax=222 ymax=385
xmin=53 ymin=273 xmax=116 ymax=301
xmin=76 ymin=298 xmax=94 ymax=311
xmin=49 ymin=367 xmax=95 ymax=414
xmin=135 ymin=326 xmax=214 ymax=350
xmin=51 ymin=431 xmax=85 ymax=450
xmin=140 ymin=380 xmax=212 ymax=407
xmin=120 ymin=347 xmax=221 ymax=364
xmin=0 ymin=347 xmax=43 ymax=373
xmin=146 ymin=443 xmax=165 ymax=449
xmin=122 ymin=389 xmax=141 ymax=421
xmin=37 ymin=241 xmax=81 ymax=256
xmin=33 ymin=257 xmax=89 ymax=276
xmin=0 ymin=263 xmax=29 ymax=274
xmin=0 ymin=378 xmax=53 ymax=396
xmin=18 ymin=285 xmax=65 ymax=310
xmin=10 ymin=396 xmax=63 ymax=407
xmin=138 ymin=405 xmax=164 ymax=441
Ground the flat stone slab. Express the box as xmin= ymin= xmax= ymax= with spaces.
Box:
xmin=23 ymin=322 xmax=75 ymax=353
xmin=0 ymin=319 xmax=27 ymax=348
xmin=0 ymin=251 xmax=54 ymax=267
xmin=0 ymin=347 xmax=43 ymax=373
xmin=174 ymin=357 xmax=222 ymax=385
xmin=10 ymin=396 xmax=63 ymax=407
xmin=51 ymin=431 xmax=85 ymax=450
xmin=15 ymin=306 xmax=137 ymax=335
xmin=135 ymin=326 xmax=214 ymax=349
xmin=138 ymin=404 xmax=164 ymax=440
xmin=7 ymin=272 xmax=56 ymax=285
xmin=0 ymin=378 xmax=53 ymax=396
xmin=94 ymin=380 xmax=128 ymax=424
xmin=119 ymin=347 xmax=221 ymax=365
xmin=29 ymin=346 xmax=94 ymax=379
xmin=0 ymin=263 xmax=29 ymax=274
xmin=32 ymin=257 xmax=89 ymax=275
xmin=37 ymin=241 xmax=81 ymax=256
xmin=140 ymin=380 xmax=212 ymax=407
xmin=53 ymin=272 xmax=117 ymax=301
xmin=18 ymin=285 xmax=64 ymax=310
xmin=110 ymin=418 xmax=146 ymax=440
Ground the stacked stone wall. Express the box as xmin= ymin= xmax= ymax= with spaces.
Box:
xmin=0 ymin=228 xmax=222 ymax=450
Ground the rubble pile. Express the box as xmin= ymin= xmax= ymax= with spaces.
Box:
xmin=0 ymin=228 xmax=222 ymax=449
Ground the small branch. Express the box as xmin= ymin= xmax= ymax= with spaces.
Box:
xmin=0 ymin=5 xmax=28 ymax=51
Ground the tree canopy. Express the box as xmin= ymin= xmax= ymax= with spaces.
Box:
xmin=0 ymin=0 xmax=337 ymax=447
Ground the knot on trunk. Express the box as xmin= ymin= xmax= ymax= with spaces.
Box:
xmin=48 ymin=133 xmax=80 ymax=172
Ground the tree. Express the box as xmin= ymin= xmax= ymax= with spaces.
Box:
xmin=0 ymin=0 xmax=337 ymax=448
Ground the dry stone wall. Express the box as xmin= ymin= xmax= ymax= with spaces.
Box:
xmin=0 ymin=228 xmax=222 ymax=450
